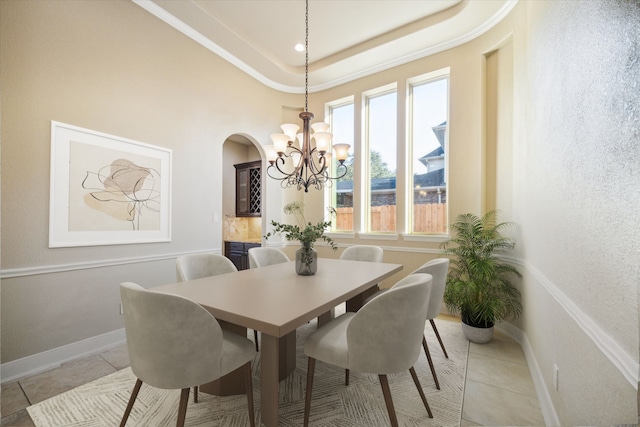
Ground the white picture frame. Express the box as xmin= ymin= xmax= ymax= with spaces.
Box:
xmin=49 ymin=121 xmax=172 ymax=247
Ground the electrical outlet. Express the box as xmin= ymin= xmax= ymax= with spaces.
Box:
xmin=553 ymin=364 xmax=559 ymax=390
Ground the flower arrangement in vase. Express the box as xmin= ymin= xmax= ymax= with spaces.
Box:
xmin=265 ymin=202 xmax=337 ymax=275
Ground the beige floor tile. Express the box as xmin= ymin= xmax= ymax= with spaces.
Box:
xmin=19 ymin=355 xmax=116 ymax=404
xmin=468 ymin=328 xmax=527 ymax=365
xmin=99 ymin=343 xmax=130 ymax=370
xmin=460 ymin=417 xmax=482 ymax=426
xmin=1 ymin=382 xmax=30 ymax=417
xmin=0 ymin=409 xmax=35 ymax=427
xmin=467 ymin=352 xmax=538 ymax=398
xmin=462 ymin=379 xmax=545 ymax=426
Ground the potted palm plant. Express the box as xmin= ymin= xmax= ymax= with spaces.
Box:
xmin=440 ymin=210 xmax=522 ymax=343
xmin=265 ymin=202 xmax=337 ymax=275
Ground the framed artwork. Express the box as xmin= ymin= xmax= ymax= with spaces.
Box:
xmin=49 ymin=121 xmax=172 ymax=247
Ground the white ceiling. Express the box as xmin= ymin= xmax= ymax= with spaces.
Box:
xmin=134 ymin=0 xmax=516 ymax=93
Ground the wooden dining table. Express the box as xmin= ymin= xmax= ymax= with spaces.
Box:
xmin=153 ymin=257 xmax=402 ymax=427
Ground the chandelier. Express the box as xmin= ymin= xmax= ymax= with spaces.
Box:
xmin=265 ymin=0 xmax=350 ymax=192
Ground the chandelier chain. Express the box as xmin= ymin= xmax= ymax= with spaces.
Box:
xmin=304 ymin=0 xmax=309 ymax=112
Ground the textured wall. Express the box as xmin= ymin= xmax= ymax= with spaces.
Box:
xmin=523 ymin=0 xmax=639 ymax=361
xmin=511 ymin=0 xmax=639 ymax=423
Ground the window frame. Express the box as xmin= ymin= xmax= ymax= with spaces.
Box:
xmin=362 ymin=83 xmax=398 ymax=234
xmin=405 ymin=69 xmax=450 ymax=238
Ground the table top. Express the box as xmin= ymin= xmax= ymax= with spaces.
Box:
xmin=153 ymin=258 xmax=402 ymax=337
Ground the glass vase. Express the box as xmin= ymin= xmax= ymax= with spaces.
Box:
xmin=295 ymin=245 xmax=317 ymax=276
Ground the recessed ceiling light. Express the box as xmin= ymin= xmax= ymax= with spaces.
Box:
xmin=294 ymin=43 xmax=305 ymax=52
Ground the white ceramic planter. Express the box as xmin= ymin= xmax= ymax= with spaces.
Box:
xmin=461 ymin=322 xmax=494 ymax=344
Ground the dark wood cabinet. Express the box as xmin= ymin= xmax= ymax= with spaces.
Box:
xmin=235 ymin=160 xmax=261 ymax=217
xmin=225 ymin=241 xmax=260 ymax=270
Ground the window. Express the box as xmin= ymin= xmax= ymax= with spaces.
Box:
xmin=365 ymin=87 xmax=397 ymax=233
xmin=328 ymin=98 xmax=354 ymax=231
xmin=325 ymin=69 xmax=449 ymax=238
xmin=409 ymin=75 xmax=449 ymax=234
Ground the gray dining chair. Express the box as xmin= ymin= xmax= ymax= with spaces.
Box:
xmin=176 ymin=253 xmax=259 ymax=378
xmin=247 ymin=247 xmax=289 ymax=268
xmin=247 ymin=247 xmax=289 ymax=350
xmin=176 ymin=253 xmax=237 ymax=281
xmin=303 ymin=273 xmax=434 ymax=427
xmin=365 ymin=257 xmax=450 ymax=390
xmin=119 ymin=282 xmax=256 ymax=427
xmin=339 ymin=245 xmax=384 ymax=263
xmin=339 ymin=245 xmax=383 ymax=311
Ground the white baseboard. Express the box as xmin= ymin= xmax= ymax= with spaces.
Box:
xmin=1 ymin=328 xmax=126 ymax=384
xmin=498 ymin=322 xmax=560 ymax=427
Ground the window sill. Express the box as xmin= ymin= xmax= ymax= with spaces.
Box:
xmin=325 ymin=231 xmax=357 ymax=239
xmin=401 ymin=233 xmax=450 ymax=243
xmin=357 ymin=233 xmax=399 ymax=241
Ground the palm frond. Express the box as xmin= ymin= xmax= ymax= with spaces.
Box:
xmin=441 ymin=210 xmax=522 ymax=326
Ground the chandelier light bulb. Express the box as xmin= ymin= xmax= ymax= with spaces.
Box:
xmin=280 ymin=124 xmax=299 ymax=142
xmin=311 ymin=122 xmax=330 ymax=133
xmin=264 ymin=145 xmax=278 ymax=164
xmin=314 ymin=131 xmax=332 ymax=154
xmin=332 ymin=143 xmax=350 ymax=163
xmin=270 ymin=133 xmax=289 ymax=154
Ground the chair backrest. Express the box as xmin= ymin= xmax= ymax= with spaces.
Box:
xmin=176 ymin=253 xmax=237 ymax=282
xmin=339 ymin=245 xmax=383 ymax=263
xmin=410 ymin=258 xmax=449 ymax=319
xmin=346 ymin=273 xmax=432 ymax=374
xmin=120 ymin=282 xmax=224 ymax=389
xmin=248 ymin=247 xmax=289 ymax=268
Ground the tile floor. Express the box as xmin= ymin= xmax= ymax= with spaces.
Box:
xmin=1 ymin=316 xmax=545 ymax=426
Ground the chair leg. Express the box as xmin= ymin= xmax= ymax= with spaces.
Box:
xmin=254 ymin=330 xmax=259 ymax=352
xmin=378 ymin=374 xmax=399 ymax=427
xmin=243 ymin=362 xmax=256 ymax=427
xmin=422 ymin=335 xmax=440 ymax=390
xmin=345 ymin=368 xmax=350 ymax=386
xmin=176 ymin=388 xmax=190 ymax=427
xmin=430 ymin=319 xmax=448 ymax=358
xmin=409 ymin=367 xmax=433 ymax=418
xmin=193 ymin=386 xmax=198 ymax=403
xmin=303 ymin=357 xmax=316 ymax=427
xmin=120 ymin=378 xmax=143 ymax=427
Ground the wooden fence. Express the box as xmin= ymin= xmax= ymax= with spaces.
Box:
xmin=335 ymin=203 xmax=447 ymax=233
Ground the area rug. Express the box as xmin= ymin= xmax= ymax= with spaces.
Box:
xmin=27 ymin=313 xmax=468 ymax=426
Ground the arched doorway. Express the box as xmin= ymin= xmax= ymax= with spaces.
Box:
xmin=221 ymin=134 xmax=264 ymax=250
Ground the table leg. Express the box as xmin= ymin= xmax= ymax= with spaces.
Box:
xmin=260 ymin=330 xmax=296 ymax=427
xmin=346 ymin=285 xmax=380 ymax=312
xmin=261 ymin=334 xmax=280 ymax=427
xmin=200 ymin=320 xmax=248 ymax=396
xmin=317 ymin=309 xmax=335 ymax=327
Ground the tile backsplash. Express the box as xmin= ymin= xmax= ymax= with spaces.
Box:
xmin=224 ymin=216 xmax=262 ymax=242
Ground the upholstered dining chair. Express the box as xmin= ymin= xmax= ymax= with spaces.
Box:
xmin=339 ymin=244 xmax=383 ymax=263
xmin=365 ymin=257 xmax=450 ymax=390
xmin=411 ymin=258 xmax=450 ymax=389
xmin=176 ymin=253 xmax=237 ymax=282
xmin=247 ymin=247 xmax=289 ymax=350
xmin=119 ymin=282 xmax=256 ymax=427
xmin=247 ymin=246 xmax=289 ymax=268
xmin=303 ymin=273 xmax=434 ymax=427
xmin=176 ymin=253 xmax=259 ymax=381
xmin=339 ymin=245 xmax=383 ymax=311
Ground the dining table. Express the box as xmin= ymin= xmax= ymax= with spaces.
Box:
xmin=153 ymin=257 xmax=402 ymax=427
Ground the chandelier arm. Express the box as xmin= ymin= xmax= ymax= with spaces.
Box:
xmin=322 ymin=163 xmax=349 ymax=181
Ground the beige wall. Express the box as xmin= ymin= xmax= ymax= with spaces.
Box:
xmin=1 ymin=0 xmax=638 ymax=424
xmin=0 ymin=0 xmax=290 ymax=363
